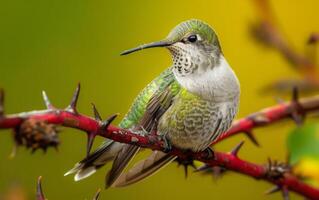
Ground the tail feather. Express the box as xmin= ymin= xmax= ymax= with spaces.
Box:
xmin=65 ymin=140 xmax=122 ymax=181
xmin=65 ymin=137 xmax=174 ymax=187
xmin=64 ymin=163 xmax=82 ymax=177
xmin=106 ymin=145 xmax=140 ymax=187
xmin=112 ymin=151 xmax=176 ymax=187
xmin=74 ymin=166 xmax=96 ymax=181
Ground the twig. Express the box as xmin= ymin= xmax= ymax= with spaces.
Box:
xmin=252 ymin=0 xmax=316 ymax=73
xmin=251 ymin=0 xmax=319 ymax=91
xmin=36 ymin=176 xmax=101 ymax=200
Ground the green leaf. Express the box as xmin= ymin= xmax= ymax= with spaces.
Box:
xmin=287 ymin=123 xmax=319 ymax=165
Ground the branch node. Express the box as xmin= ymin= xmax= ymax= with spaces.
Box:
xmin=42 ymin=90 xmax=54 ymax=109
xmin=266 ymin=158 xmax=291 ymax=179
xmin=230 ymin=140 xmax=245 ymax=157
xmin=66 ymin=83 xmax=81 ymax=114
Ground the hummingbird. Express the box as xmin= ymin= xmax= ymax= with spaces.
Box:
xmin=65 ymin=19 xmax=240 ymax=187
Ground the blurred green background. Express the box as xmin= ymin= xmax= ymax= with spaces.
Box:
xmin=0 ymin=0 xmax=318 ymax=199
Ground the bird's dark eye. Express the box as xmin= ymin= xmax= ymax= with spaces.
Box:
xmin=187 ymin=35 xmax=197 ymax=43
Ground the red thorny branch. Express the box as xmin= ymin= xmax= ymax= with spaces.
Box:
xmin=0 ymin=84 xmax=318 ymax=199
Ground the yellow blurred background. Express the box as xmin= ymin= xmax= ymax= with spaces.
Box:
xmin=0 ymin=0 xmax=318 ymax=199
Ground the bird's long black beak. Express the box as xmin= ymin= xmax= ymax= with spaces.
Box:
xmin=120 ymin=40 xmax=173 ymax=56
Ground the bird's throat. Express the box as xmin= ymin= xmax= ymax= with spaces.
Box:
xmin=173 ymin=55 xmax=240 ymax=102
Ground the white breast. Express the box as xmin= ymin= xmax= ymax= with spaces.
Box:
xmin=173 ymin=55 xmax=240 ymax=102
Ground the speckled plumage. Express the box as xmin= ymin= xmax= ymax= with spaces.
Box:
xmin=66 ymin=19 xmax=240 ymax=187
xmin=120 ymin=60 xmax=239 ymax=152
xmin=120 ymin=65 xmax=239 ymax=152
xmin=158 ymin=87 xmax=238 ymax=152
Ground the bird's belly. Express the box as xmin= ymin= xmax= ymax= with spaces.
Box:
xmin=158 ymin=96 xmax=237 ymax=152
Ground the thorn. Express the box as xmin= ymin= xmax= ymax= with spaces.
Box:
xmin=101 ymin=114 xmax=118 ymax=130
xmin=195 ymin=164 xmax=227 ymax=180
xmin=91 ymin=103 xmax=102 ymax=121
xmin=194 ymin=164 xmax=211 ymax=172
xmin=66 ymin=83 xmax=81 ymax=114
xmin=0 ymin=88 xmax=4 ymax=116
xmin=31 ymin=148 xmax=37 ymax=154
xmin=244 ymin=131 xmax=260 ymax=147
xmin=308 ymin=33 xmax=319 ymax=44
xmin=54 ymin=145 xmax=59 ymax=152
xmin=37 ymin=176 xmax=46 ymax=200
xmin=292 ymin=86 xmax=298 ymax=102
xmin=282 ymin=186 xmax=290 ymax=200
xmin=291 ymin=112 xmax=304 ymax=126
xmin=43 ymin=146 xmax=48 ymax=153
xmin=86 ymin=132 xmax=96 ymax=157
xmin=230 ymin=140 xmax=245 ymax=157
xmin=183 ymin=164 xmax=188 ymax=178
xmin=290 ymin=87 xmax=305 ymax=126
xmin=42 ymin=90 xmax=54 ymax=109
xmin=92 ymin=188 xmax=101 ymax=200
xmin=86 ymin=111 xmax=117 ymax=157
xmin=265 ymin=185 xmax=281 ymax=195
xmin=212 ymin=167 xmax=227 ymax=180
xmin=307 ymin=33 xmax=318 ymax=65
xmin=265 ymin=185 xmax=290 ymax=200
xmin=175 ymin=157 xmax=196 ymax=178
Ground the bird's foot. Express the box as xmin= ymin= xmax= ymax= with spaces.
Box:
xmin=159 ymin=135 xmax=172 ymax=153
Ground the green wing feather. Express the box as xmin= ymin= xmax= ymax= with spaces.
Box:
xmin=67 ymin=67 xmax=181 ymax=184
xmin=119 ymin=67 xmax=181 ymax=130
xmin=106 ymin=67 xmax=181 ymax=187
xmin=110 ymin=72 xmax=182 ymax=187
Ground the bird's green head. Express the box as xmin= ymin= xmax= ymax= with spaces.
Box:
xmin=166 ymin=19 xmax=221 ymax=51
xmin=121 ymin=19 xmax=221 ymax=56
xmin=121 ymin=19 xmax=222 ymax=75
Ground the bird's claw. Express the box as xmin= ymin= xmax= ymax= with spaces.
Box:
xmin=203 ymin=147 xmax=214 ymax=159
xmin=161 ymin=135 xmax=172 ymax=153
